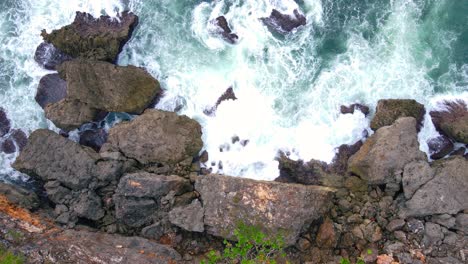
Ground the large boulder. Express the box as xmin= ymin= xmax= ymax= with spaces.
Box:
xmin=45 ymin=99 xmax=101 ymax=131
xmin=401 ymin=156 xmax=468 ymax=217
xmin=57 ymin=60 xmax=161 ymax=114
xmin=261 ymin=9 xmax=306 ymax=35
xmin=0 ymin=182 xmax=40 ymax=210
xmin=370 ymin=99 xmax=425 ymax=131
xmin=104 ymin=109 xmax=203 ymax=166
xmin=430 ymin=100 xmax=468 ymax=143
xmin=13 ymin=129 xmax=99 ymax=190
xmin=348 ymin=117 xmax=426 ymax=185
xmin=35 ymin=74 xmax=67 ymax=108
xmin=41 ymin=11 xmax=138 ymax=62
xmin=34 ymin=42 xmax=72 ymax=70
xmin=195 ymin=174 xmax=335 ymax=246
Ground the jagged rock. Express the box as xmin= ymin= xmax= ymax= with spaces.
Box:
xmin=34 ymin=42 xmax=72 ymax=70
xmin=427 ymin=135 xmax=454 ymax=159
xmin=329 ymin=141 xmax=363 ymax=175
xmin=45 ymin=99 xmax=101 ymax=131
xmin=195 ymin=174 xmax=334 ymax=246
xmin=168 ymin=199 xmax=204 ymax=232
xmin=431 ymin=214 xmax=456 ymax=229
xmin=204 ymin=87 xmax=237 ymax=116
xmin=423 ymin=222 xmax=444 ymax=245
xmin=41 ymin=11 xmax=138 ymax=62
xmin=370 ymin=99 xmax=425 ymax=131
xmin=57 ymin=60 xmax=161 ymax=114
xmin=0 ymin=108 xmax=11 ymax=137
xmin=35 ymin=74 xmax=67 ymax=108
xmin=79 ymin=128 xmax=108 ymax=151
xmin=114 ymin=172 xmax=192 ymax=227
xmin=105 ymin=109 xmax=203 ymax=166
xmin=430 ymin=100 xmax=468 ymax=143
xmin=455 ymin=214 xmax=468 ymax=233
xmin=348 ymin=117 xmax=426 ymax=185
xmin=402 ymin=156 xmax=468 ymax=217
xmin=13 ymin=129 xmax=99 ymax=190
xmin=316 ymin=218 xmax=337 ymax=248
xmin=44 ymin=181 xmax=71 ymax=204
xmin=0 ymin=182 xmax=40 ymax=210
xmin=71 ymin=191 xmax=105 ymax=221
xmin=402 ymin=160 xmax=435 ymax=199
xmin=1 ymin=129 xmax=28 ymax=154
xmin=275 ymin=152 xmax=329 ymax=185
xmin=340 ymin=104 xmax=370 ymax=116
xmin=261 ymin=9 xmax=306 ymax=35
xmin=214 ymin=16 xmax=238 ymax=44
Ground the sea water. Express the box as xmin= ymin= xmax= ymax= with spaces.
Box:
xmin=0 ymin=0 xmax=467 ymax=181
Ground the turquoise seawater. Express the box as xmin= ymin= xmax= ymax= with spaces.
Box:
xmin=0 ymin=0 xmax=467 ymax=180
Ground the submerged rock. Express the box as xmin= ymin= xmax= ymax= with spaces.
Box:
xmin=427 ymin=135 xmax=454 ymax=160
xmin=195 ymin=174 xmax=334 ymax=246
xmin=41 ymin=11 xmax=138 ymax=62
xmin=34 ymin=42 xmax=72 ymax=70
xmin=213 ymin=16 xmax=239 ymax=44
xmin=261 ymin=9 xmax=306 ymax=35
xmin=340 ymin=104 xmax=370 ymax=116
xmin=0 ymin=108 xmax=11 ymax=137
xmin=35 ymin=74 xmax=67 ymax=109
xmin=370 ymin=99 xmax=425 ymax=131
xmin=0 ymin=129 xmax=28 ymax=154
xmin=430 ymin=100 xmax=468 ymax=143
xmin=348 ymin=117 xmax=426 ymax=185
xmin=79 ymin=128 xmax=108 ymax=151
xmin=204 ymin=87 xmax=237 ymax=116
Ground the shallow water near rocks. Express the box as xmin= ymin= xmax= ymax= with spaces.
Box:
xmin=0 ymin=0 xmax=467 ymax=181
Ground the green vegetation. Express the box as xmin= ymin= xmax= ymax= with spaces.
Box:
xmin=202 ymin=223 xmax=287 ymax=264
xmin=339 ymin=258 xmax=365 ymax=264
xmin=0 ymin=246 xmax=24 ymax=264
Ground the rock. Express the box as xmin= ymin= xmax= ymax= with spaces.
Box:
xmin=0 ymin=138 xmax=16 ymax=154
xmin=428 ymin=135 xmax=454 ymax=159
xmin=141 ymin=222 xmax=165 ymax=240
xmin=168 ymin=199 xmax=204 ymax=232
xmin=406 ymin=219 xmax=425 ymax=234
xmin=316 ymin=218 xmax=337 ymax=248
xmin=71 ymin=191 xmax=105 ymax=221
xmin=387 ymin=219 xmax=406 ymax=232
xmin=41 ymin=11 xmax=138 ymax=62
xmin=394 ymin=231 xmax=406 ymax=242
xmin=340 ymin=104 xmax=370 ymax=116
xmin=430 ymin=100 xmax=468 ymax=143
xmin=455 ymin=214 xmax=468 ymax=233
xmin=44 ymin=181 xmax=71 ymax=204
xmin=195 ymin=174 xmax=334 ymax=246
xmin=348 ymin=117 xmax=426 ymax=185
xmin=45 ymin=99 xmax=101 ymax=131
xmin=329 ymin=141 xmax=363 ymax=174
xmin=35 ymin=74 xmax=67 ymax=108
xmin=114 ymin=197 xmax=157 ymax=228
xmin=0 ymin=108 xmax=11 ymax=137
xmin=57 ymin=60 xmax=161 ymax=114
xmin=0 ymin=182 xmax=40 ymax=210
xmin=402 ymin=156 xmax=468 ymax=217
xmin=13 ymin=129 xmax=99 ymax=190
xmin=79 ymin=128 xmax=108 ymax=151
xmin=214 ymin=16 xmax=238 ymax=44
xmin=370 ymin=99 xmax=425 ymax=131
xmin=450 ymin=147 xmax=466 ymax=157
xmin=431 ymin=214 xmax=456 ymax=229
xmin=204 ymin=87 xmax=237 ymax=116
xmin=105 ymin=109 xmax=203 ymax=166
xmin=402 ymin=160 xmax=435 ymax=199
xmin=34 ymin=42 xmax=72 ymax=70
xmin=261 ymin=9 xmax=306 ymax=35
xmin=424 ymin=222 xmax=444 ymax=245
xmin=275 ymin=152 xmax=329 ymax=185
xmin=9 ymin=129 xmax=27 ymax=151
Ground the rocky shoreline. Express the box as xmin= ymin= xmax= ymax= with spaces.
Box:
xmin=0 ymin=10 xmax=467 ymax=264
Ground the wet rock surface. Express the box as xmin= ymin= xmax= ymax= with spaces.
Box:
xmin=0 ymin=108 xmax=11 ymax=137
xmin=427 ymin=135 xmax=454 ymax=159
xmin=35 ymin=73 xmax=67 ymax=109
xmin=261 ymin=9 xmax=306 ymax=35
xmin=370 ymin=99 xmax=426 ymax=131
xmin=430 ymin=100 xmax=468 ymax=143
xmin=79 ymin=128 xmax=108 ymax=151
xmin=33 ymin=42 xmax=72 ymax=70
xmin=213 ymin=16 xmax=239 ymax=44
xmin=340 ymin=103 xmax=370 ymax=116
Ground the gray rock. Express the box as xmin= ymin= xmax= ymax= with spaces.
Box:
xmin=431 ymin=214 xmax=456 ymax=229
xmin=407 ymin=218 xmax=425 ymax=234
xmin=384 ymin=241 xmax=405 ymax=254
xmin=348 ymin=117 xmax=426 ymax=185
xmin=0 ymin=182 xmax=40 ymax=210
xmin=13 ymin=129 xmax=99 ymax=190
xmin=114 ymin=197 xmax=157 ymax=228
xmin=394 ymin=231 xmax=407 ymax=242
xmin=402 ymin=157 xmax=468 ymax=217
xmin=45 ymin=99 xmax=101 ymax=131
xmin=402 ymin=160 xmax=435 ymax=199
xmin=105 ymin=109 xmax=203 ymax=165
xmin=424 ymin=222 xmax=444 ymax=245
xmin=455 ymin=214 xmax=468 ymax=233
xmin=195 ymin=174 xmax=334 ymax=246
xmin=427 ymin=256 xmax=463 ymax=264
xmin=44 ymin=181 xmax=71 ymax=204
xmin=35 ymin=73 xmax=67 ymax=108
xmin=72 ymin=191 xmax=105 ymax=221
xmin=169 ymin=199 xmax=204 ymax=232
xmin=387 ymin=219 xmax=406 ymax=232
xmin=141 ymin=222 xmax=164 ymax=240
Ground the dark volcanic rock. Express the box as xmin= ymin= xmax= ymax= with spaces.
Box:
xmin=275 ymin=152 xmax=328 ymax=185
xmin=0 ymin=108 xmax=11 ymax=137
xmin=71 ymin=191 xmax=105 ymax=221
xmin=1 ymin=129 xmax=28 ymax=154
xmin=261 ymin=9 xmax=306 ymax=35
xmin=0 ymin=182 xmax=40 ymax=210
xmin=329 ymin=141 xmax=363 ymax=174
xmin=45 ymin=99 xmax=101 ymax=131
xmin=204 ymin=87 xmax=237 ymax=116
xmin=168 ymin=199 xmax=204 ymax=232
xmin=196 ymin=174 xmax=334 ymax=246
xmin=0 ymin=138 xmax=16 ymax=154
xmin=35 ymin=74 xmax=67 ymax=108
xmin=214 ymin=16 xmax=239 ymax=44
xmin=430 ymin=100 xmax=468 ymax=143
xmin=79 ymin=128 xmax=108 ymax=151
xmin=427 ymin=135 xmax=454 ymax=160
xmin=34 ymin=42 xmax=72 ymax=70
xmin=340 ymin=104 xmax=370 ymax=116
xmin=370 ymin=99 xmax=425 ymax=131
xmin=41 ymin=11 xmax=138 ymax=62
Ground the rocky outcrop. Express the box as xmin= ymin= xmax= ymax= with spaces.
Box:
xmin=34 ymin=42 xmax=72 ymax=70
xmin=104 ymin=109 xmax=203 ymax=170
xmin=402 ymin=156 xmax=468 ymax=217
xmin=370 ymin=99 xmax=425 ymax=131
xmin=340 ymin=104 xmax=370 ymax=116
xmin=261 ymin=9 xmax=306 ymax=35
xmin=348 ymin=117 xmax=426 ymax=185
xmin=195 ymin=174 xmax=334 ymax=246
xmin=0 ymin=182 xmax=39 ymax=210
xmin=45 ymin=99 xmax=101 ymax=131
xmin=35 ymin=74 xmax=67 ymax=108
xmin=41 ymin=11 xmax=138 ymax=62
xmin=430 ymin=100 xmax=468 ymax=143
xmin=427 ymin=135 xmax=454 ymax=159
xmin=213 ymin=16 xmax=239 ymax=44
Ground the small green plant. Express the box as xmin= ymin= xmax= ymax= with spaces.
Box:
xmin=0 ymin=246 xmax=24 ymax=264
xmin=339 ymin=257 xmax=365 ymax=264
xmin=201 ymin=223 xmax=287 ymax=264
